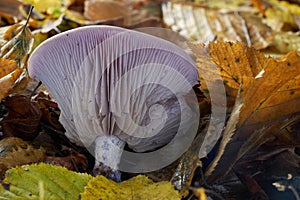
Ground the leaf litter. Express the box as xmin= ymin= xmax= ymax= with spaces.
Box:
xmin=0 ymin=0 xmax=300 ymax=200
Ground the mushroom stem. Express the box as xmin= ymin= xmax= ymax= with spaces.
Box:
xmin=93 ymin=135 xmax=125 ymax=182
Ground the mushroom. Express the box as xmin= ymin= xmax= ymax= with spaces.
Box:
xmin=28 ymin=26 xmax=199 ymax=181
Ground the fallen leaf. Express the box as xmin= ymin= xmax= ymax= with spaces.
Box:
xmin=0 ymin=0 xmax=23 ymax=25
xmin=45 ymin=146 xmax=88 ymax=172
xmin=0 ymin=9 xmax=34 ymax=99
xmin=0 ymin=94 xmax=42 ymax=140
xmin=19 ymin=0 xmax=65 ymax=17
xmin=162 ymin=2 xmax=272 ymax=50
xmin=0 ymin=68 xmax=22 ymax=100
xmin=264 ymin=0 xmax=300 ymax=30
xmin=1 ymin=20 xmax=34 ymax=65
xmin=81 ymin=175 xmax=180 ymax=200
xmin=170 ymin=125 xmax=208 ymax=197
xmin=0 ymin=163 xmax=92 ymax=199
xmin=84 ymin=0 xmax=129 ymax=24
xmin=0 ymin=58 xmax=17 ymax=78
xmin=0 ymin=137 xmax=45 ymax=178
xmin=205 ymin=88 xmax=243 ymax=177
xmin=272 ymin=32 xmax=300 ymax=53
xmin=34 ymin=91 xmax=65 ymax=131
xmin=193 ymin=41 xmax=300 ymax=183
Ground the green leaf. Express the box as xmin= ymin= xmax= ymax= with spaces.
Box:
xmin=81 ymin=175 xmax=181 ymax=200
xmin=0 ymin=163 xmax=92 ymax=199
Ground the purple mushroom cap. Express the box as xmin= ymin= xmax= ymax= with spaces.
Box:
xmin=28 ymin=25 xmax=199 ymax=179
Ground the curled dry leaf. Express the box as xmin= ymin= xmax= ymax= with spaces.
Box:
xmin=0 ymin=94 xmax=42 ymax=140
xmin=0 ymin=137 xmax=45 ymax=178
xmin=34 ymin=91 xmax=65 ymax=131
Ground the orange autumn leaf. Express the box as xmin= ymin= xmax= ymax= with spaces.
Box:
xmin=0 ymin=58 xmax=17 ymax=78
xmin=239 ymin=51 xmax=300 ymax=127
xmin=0 ymin=68 xmax=22 ymax=100
xmin=199 ymin=41 xmax=300 ymax=128
xmin=193 ymin=41 xmax=300 ymax=183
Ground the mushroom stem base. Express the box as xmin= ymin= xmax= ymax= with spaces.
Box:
xmin=93 ymin=135 xmax=125 ymax=181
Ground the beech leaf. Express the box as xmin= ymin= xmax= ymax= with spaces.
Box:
xmin=194 ymin=41 xmax=300 ymax=183
xmin=81 ymin=175 xmax=180 ymax=200
xmin=0 ymin=163 xmax=92 ymax=199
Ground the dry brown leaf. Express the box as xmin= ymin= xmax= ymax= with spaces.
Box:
xmin=0 ymin=94 xmax=42 ymax=140
xmin=162 ymin=2 xmax=272 ymax=50
xmin=0 ymin=137 xmax=45 ymax=178
xmin=189 ymin=43 xmax=228 ymax=160
xmin=239 ymin=51 xmax=300 ymax=127
xmin=84 ymin=1 xmax=130 ymax=24
xmin=0 ymin=58 xmax=17 ymax=78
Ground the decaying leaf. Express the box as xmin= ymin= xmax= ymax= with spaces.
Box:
xmin=34 ymin=91 xmax=65 ymax=131
xmin=81 ymin=175 xmax=180 ymax=200
xmin=0 ymin=0 xmax=23 ymax=26
xmin=0 ymin=163 xmax=92 ymax=199
xmin=0 ymin=94 xmax=42 ymax=140
xmin=170 ymin=125 xmax=208 ymax=197
xmin=0 ymin=20 xmax=34 ymax=64
xmin=273 ymin=31 xmax=300 ymax=53
xmin=0 ymin=137 xmax=45 ymax=177
xmin=0 ymin=8 xmax=34 ymax=100
xmin=45 ymin=146 xmax=88 ymax=172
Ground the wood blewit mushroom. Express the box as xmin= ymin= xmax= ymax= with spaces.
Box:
xmin=28 ymin=26 xmax=199 ymax=181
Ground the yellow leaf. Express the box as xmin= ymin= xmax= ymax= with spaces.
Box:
xmin=81 ymin=175 xmax=181 ymax=200
xmin=265 ymin=0 xmax=300 ymax=30
xmin=19 ymin=0 xmax=67 ymax=16
xmin=0 ymin=163 xmax=92 ymax=199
